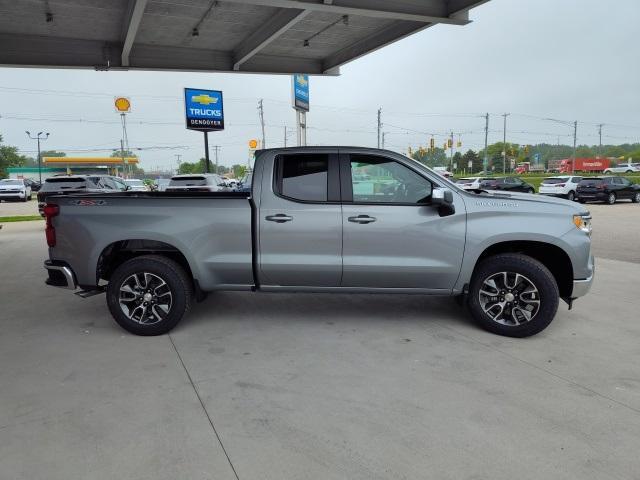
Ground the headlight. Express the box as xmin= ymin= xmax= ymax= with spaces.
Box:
xmin=573 ymin=214 xmax=592 ymax=236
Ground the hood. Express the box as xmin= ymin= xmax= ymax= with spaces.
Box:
xmin=465 ymin=190 xmax=589 ymax=214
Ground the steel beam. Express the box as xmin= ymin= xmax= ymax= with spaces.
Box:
xmin=121 ymin=0 xmax=148 ymax=67
xmin=233 ymin=8 xmax=310 ymax=71
xmin=222 ymin=0 xmax=470 ymax=25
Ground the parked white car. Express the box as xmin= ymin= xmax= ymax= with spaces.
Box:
xmin=433 ymin=166 xmax=453 ymax=178
xmin=603 ymin=163 xmax=640 ymax=174
xmin=0 ymin=178 xmax=32 ymax=202
xmin=539 ymin=175 xmax=583 ymax=201
xmin=123 ymin=179 xmax=149 ymax=192
xmin=454 ymin=177 xmax=485 ymax=190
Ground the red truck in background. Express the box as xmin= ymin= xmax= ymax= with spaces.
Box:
xmin=514 ymin=162 xmax=545 ymax=174
xmin=552 ymin=158 xmax=610 ymax=173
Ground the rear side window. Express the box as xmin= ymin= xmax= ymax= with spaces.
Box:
xmin=275 ymin=154 xmax=328 ymax=202
xmin=579 ymin=179 xmax=602 ymax=187
xmin=41 ymin=178 xmax=87 ymax=191
xmin=571 ymin=177 xmax=582 ymax=183
xmin=542 ymin=178 xmax=565 ymax=184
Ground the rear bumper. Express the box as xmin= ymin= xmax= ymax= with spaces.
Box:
xmin=44 ymin=260 xmax=77 ymax=290
xmin=576 ymin=192 xmax=607 ymax=201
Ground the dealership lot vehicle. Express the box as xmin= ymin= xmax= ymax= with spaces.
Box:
xmin=455 ymin=177 xmax=486 ymax=190
xmin=479 ymin=176 xmax=536 ymax=193
xmin=165 ymin=174 xmax=229 ymax=192
xmin=0 ymin=178 xmax=32 ymax=202
xmin=603 ymin=163 xmax=640 ymax=174
xmin=539 ymin=175 xmax=582 ymax=201
xmin=576 ymin=177 xmax=640 ymax=204
xmin=37 ymin=175 xmax=129 ymax=215
xmin=123 ymin=178 xmax=148 ymax=191
xmin=43 ymin=147 xmax=594 ymax=338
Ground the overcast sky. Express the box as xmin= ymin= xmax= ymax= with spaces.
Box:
xmin=1 ymin=0 xmax=638 ymax=172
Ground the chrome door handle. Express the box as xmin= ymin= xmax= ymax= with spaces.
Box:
xmin=348 ymin=215 xmax=376 ymax=224
xmin=265 ymin=214 xmax=293 ymax=223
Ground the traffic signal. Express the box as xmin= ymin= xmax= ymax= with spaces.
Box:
xmin=408 ymin=146 xmax=413 ymax=156
xmin=430 ymin=137 xmax=435 ymax=150
xmin=447 ymin=138 xmax=452 ymax=148
xmin=456 ymin=140 xmax=462 ymax=148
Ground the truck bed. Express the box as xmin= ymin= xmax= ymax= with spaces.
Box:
xmin=47 ymin=192 xmax=254 ymax=290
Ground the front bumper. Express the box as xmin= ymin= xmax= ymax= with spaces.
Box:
xmin=571 ymin=256 xmax=594 ymax=298
xmin=0 ymin=192 xmax=26 ymax=200
xmin=44 ymin=260 xmax=77 ymax=290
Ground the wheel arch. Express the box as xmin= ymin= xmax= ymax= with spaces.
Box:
xmin=472 ymin=240 xmax=573 ymax=300
xmin=97 ymin=239 xmax=196 ymax=287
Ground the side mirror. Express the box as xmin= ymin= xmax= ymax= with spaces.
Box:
xmin=431 ymin=187 xmax=455 ymax=216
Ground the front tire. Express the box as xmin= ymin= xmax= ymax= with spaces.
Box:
xmin=106 ymin=255 xmax=193 ymax=336
xmin=468 ymin=254 xmax=559 ymax=338
xmin=527 ymin=188 xmax=535 ymax=194
xmin=567 ymin=191 xmax=575 ymax=201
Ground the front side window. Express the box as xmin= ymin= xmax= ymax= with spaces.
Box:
xmin=276 ymin=154 xmax=328 ymax=202
xmin=349 ymin=155 xmax=431 ymax=204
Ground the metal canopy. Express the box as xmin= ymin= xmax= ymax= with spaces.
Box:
xmin=0 ymin=0 xmax=489 ymax=75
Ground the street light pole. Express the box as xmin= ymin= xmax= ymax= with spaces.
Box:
xmin=25 ymin=131 xmax=49 ymax=184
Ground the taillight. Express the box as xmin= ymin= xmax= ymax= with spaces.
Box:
xmin=556 ymin=183 xmax=565 ymax=187
xmin=43 ymin=203 xmax=59 ymax=247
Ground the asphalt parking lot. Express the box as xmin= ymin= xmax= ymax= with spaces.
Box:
xmin=1 ymin=203 xmax=639 ymax=479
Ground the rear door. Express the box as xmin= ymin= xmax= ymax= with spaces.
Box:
xmin=258 ymin=152 xmax=342 ymax=286
xmin=340 ymin=152 xmax=465 ymax=290
xmin=617 ymin=177 xmax=634 ymax=198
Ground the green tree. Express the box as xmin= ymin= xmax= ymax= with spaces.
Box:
xmin=462 ymin=149 xmax=482 ymax=173
xmin=0 ymin=133 xmax=29 ymax=178
xmin=411 ymin=147 xmax=447 ymax=168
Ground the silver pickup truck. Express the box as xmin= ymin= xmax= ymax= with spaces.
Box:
xmin=43 ymin=147 xmax=594 ymax=338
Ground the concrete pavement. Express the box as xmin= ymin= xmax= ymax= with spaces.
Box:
xmin=1 ymin=221 xmax=639 ymax=479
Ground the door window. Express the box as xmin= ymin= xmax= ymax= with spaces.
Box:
xmin=349 ymin=155 xmax=432 ymax=204
xmin=275 ymin=154 xmax=328 ymax=202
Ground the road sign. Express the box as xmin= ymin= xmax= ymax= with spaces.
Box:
xmin=533 ymin=153 xmax=541 ymax=163
xmin=184 ymin=88 xmax=224 ymax=131
xmin=292 ymin=74 xmax=309 ymax=111
xmin=114 ymin=97 xmax=131 ymax=113
xmin=249 ymin=139 xmax=258 ymax=149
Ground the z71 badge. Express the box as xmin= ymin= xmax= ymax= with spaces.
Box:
xmin=70 ymin=199 xmax=107 ymax=206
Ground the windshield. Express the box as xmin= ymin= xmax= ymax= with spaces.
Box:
xmin=125 ymin=179 xmax=144 ymax=186
xmin=169 ymin=176 xmax=207 ymax=186
xmin=0 ymin=179 xmax=22 ymax=185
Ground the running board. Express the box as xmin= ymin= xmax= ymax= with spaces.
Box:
xmin=75 ymin=287 xmax=105 ymax=298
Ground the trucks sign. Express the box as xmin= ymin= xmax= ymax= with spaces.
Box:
xmin=184 ymin=88 xmax=224 ymax=131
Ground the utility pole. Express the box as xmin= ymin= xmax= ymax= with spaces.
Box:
xmin=502 ymin=113 xmax=510 ymax=174
xmin=213 ymin=145 xmax=220 ymax=174
xmin=450 ymin=131 xmax=454 ymax=172
xmin=483 ymin=113 xmax=489 ymax=173
xmin=174 ymin=154 xmax=182 ymax=174
xmin=597 ymin=123 xmax=604 ymax=158
xmin=26 ymin=131 xmax=49 ymax=184
xmin=377 ymin=107 xmax=382 ymax=148
xmin=572 ymin=120 xmax=578 ymax=174
xmin=258 ymin=99 xmax=266 ymax=148
xmin=284 ymin=126 xmax=287 ymax=147
xmin=382 ymin=132 xmax=386 ymax=149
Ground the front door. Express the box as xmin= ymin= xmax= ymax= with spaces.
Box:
xmin=340 ymin=153 xmax=466 ymax=290
xmin=259 ymin=152 xmax=342 ymax=287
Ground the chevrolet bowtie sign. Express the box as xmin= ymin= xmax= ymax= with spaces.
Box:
xmin=184 ymin=88 xmax=224 ymax=131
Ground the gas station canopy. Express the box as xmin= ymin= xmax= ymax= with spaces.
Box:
xmin=0 ymin=0 xmax=488 ymax=75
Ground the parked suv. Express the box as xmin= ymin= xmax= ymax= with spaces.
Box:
xmin=0 ymin=178 xmax=32 ymax=202
xmin=539 ymin=176 xmax=582 ymax=201
xmin=576 ymin=177 xmax=640 ymax=204
xmin=165 ymin=174 xmax=229 ymax=192
xmin=37 ymin=175 xmax=129 ymax=215
xmin=480 ymin=177 xmax=536 ymax=193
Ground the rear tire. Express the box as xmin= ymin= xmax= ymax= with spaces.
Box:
xmin=567 ymin=191 xmax=575 ymax=201
xmin=106 ymin=255 xmax=193 ymax=336
xmin=633 ymin=192 xmax=640 ymax=203
xmin=527 ymin=188 xmax=535 ymax=194
xmin=607 ymin=192 xmax=616 ymax=205
xmin=468 ymin=254 xmax=559 ymax=338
